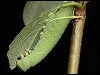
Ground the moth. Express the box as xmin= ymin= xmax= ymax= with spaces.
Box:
xmin=7 ymin=1 xmax=82 ymax=71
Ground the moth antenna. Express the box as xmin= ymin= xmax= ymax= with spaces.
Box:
xmin=16 ymin=60 xmax=23 ymax=71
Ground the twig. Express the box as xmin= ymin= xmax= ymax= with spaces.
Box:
xmin=67 ymin=1 xmax=88 ymax=74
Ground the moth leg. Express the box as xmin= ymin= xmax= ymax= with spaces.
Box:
xmin=48 ymin=2 xmax=83 ymax=18
xmin=55 ymin=2 xmax=83 ymax=13
xmin=62 ymin=1 xmax=83 ymax=8
xmin=47 ymin=16 xmax=83 ymax=22
xmin=16 ymin=60 xmax=24 ymax=71
xmin=68 ymin=16 xmax=83 ymax=19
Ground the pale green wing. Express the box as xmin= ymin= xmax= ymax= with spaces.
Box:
xmin=7 ymin=1 xmax=64 ymax=70
xmin=17 ymin=5 xmax=74 ymax=71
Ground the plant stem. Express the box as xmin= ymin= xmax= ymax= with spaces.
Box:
xmin=67 ymin=1 xmax=88 ymax=74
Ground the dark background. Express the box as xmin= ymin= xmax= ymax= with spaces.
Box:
xmin=1 ymin=1 xmax=99 ymax=75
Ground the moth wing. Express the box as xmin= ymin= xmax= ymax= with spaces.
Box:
xmin=7 ymin=1 xmax=65 ymax=70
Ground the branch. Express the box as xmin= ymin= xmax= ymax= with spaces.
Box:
xmin=67 ymin=1 xmax=88 ymax=74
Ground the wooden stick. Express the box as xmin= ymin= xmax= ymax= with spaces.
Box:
xmin=67 ymin=1 xmax=88 ymax=74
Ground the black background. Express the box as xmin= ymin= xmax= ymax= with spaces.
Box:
xmin=1 ymin=1 xmax=99 ymax=75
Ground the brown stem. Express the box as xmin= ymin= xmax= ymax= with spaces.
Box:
xmin=67 ymin=1 xmax=88 ymax=74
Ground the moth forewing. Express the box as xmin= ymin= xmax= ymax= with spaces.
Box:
xmin=8 ymin=1 xmax=81 ymax=71
xmin=7 ymin=1 xmax=66 ymax=70
xmin=16 ymin=5 xmax=74 ymax=71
